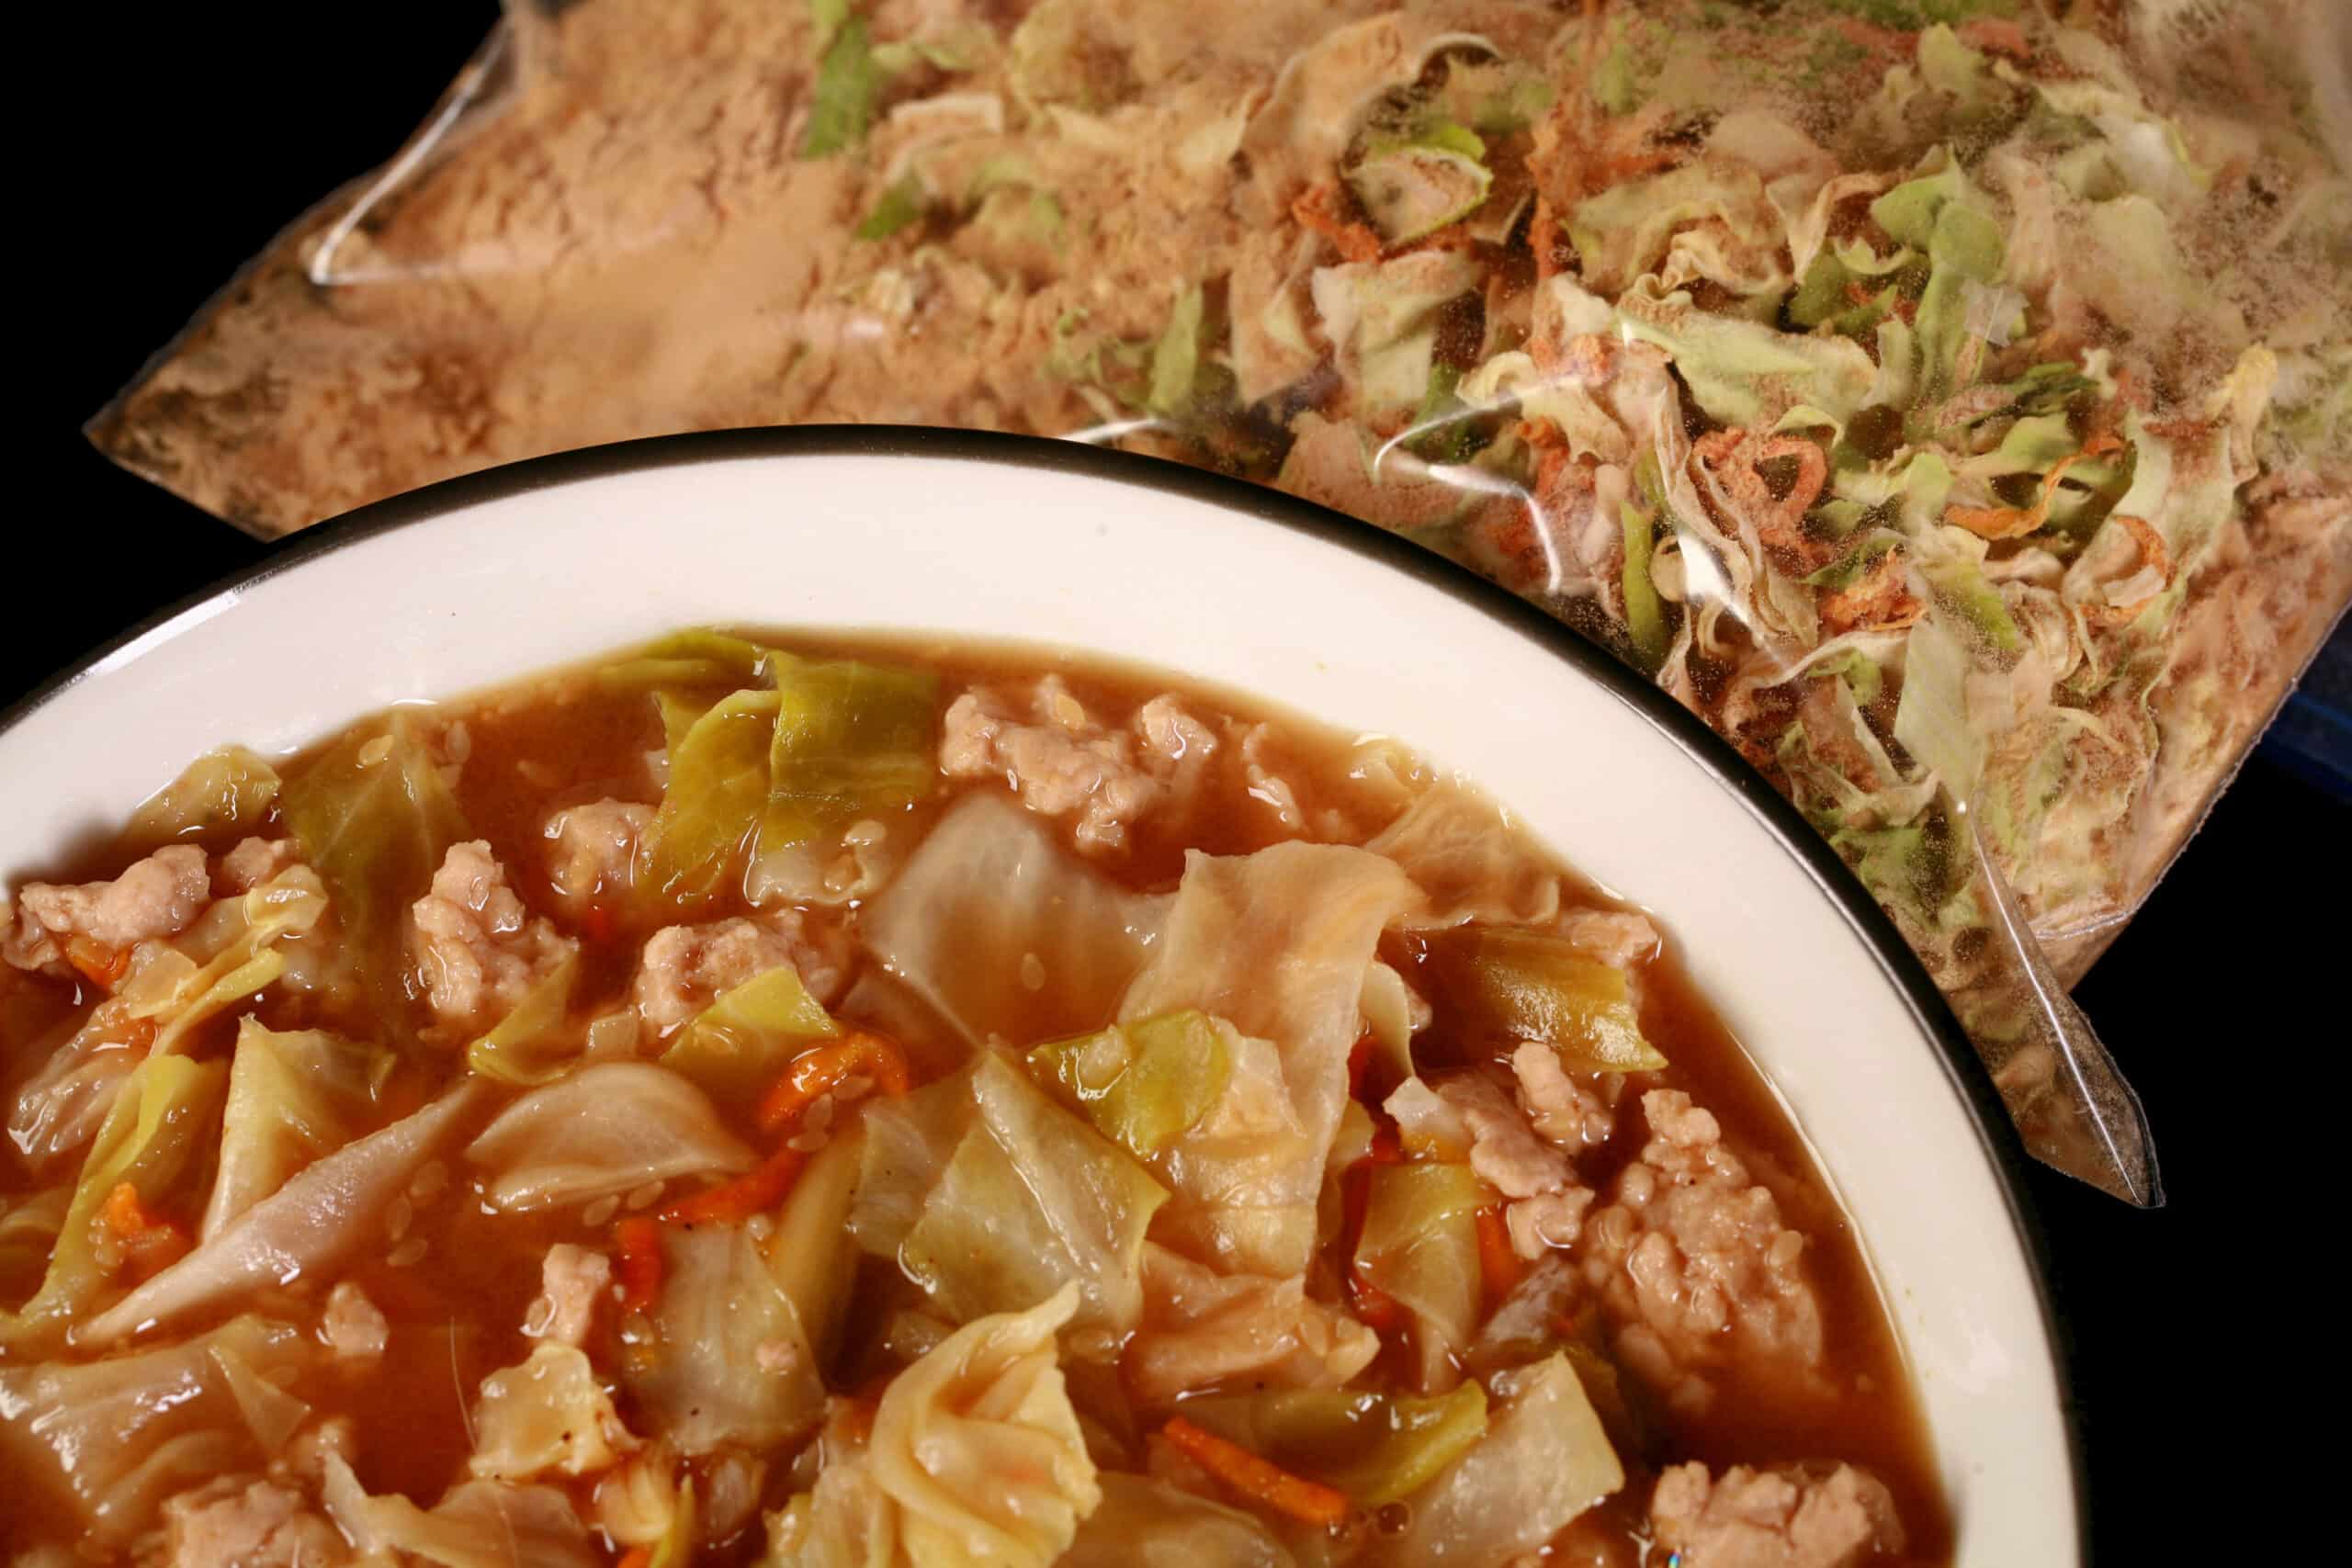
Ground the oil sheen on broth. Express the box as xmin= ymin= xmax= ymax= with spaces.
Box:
xmin=0 ymin=629 xmax=1951 ymax=1567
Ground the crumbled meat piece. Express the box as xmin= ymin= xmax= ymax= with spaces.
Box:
xmin=1651 ymin=1462 xmax=1905 ymax=1568
xmin=1506 ymin=1189 xmax=1595 ymax=1258
xmin=524 ymin=1243 xmax=611 ymax=1347
xmin=156 ymin=1478 xmax=350 ymax=1568
xmin=409 ymin=841 xmax=578 ymax=1036
xmin=215 ymin=837 xmax=301 ymax=894
xmin=1578 ymin=1089 xmax=1825 ymax=1397
xmin=6 ymin=845 xmax=212 ymax=972
xmin=632 ymin=910 xmax=847 ymax=1035
xmin=543 ymin=799 xmax=651 ymax=906
xmin=1511 ymin=1042 xmax=1616 ymax=1148
xmin=1238 ymin=722 xmax=1305 ymax=829
xmin=1384 ymin=1076 xmax=1473 ymax=1159
xmin=1401 ymin=1072 xmax=1596 ymax=1260
xmin=272 ymin=1418 xmax=357 ymax=1487
xmin=1558 ymin=907 xmax=1660 ymax=969
xmin=940 ymin=679 xmax=1216 ymax=853
xmin=1436 ymin=1074 xmax=1580 ymax=1200
xmin=319 ymin=1281 xmax=388 ymax=1360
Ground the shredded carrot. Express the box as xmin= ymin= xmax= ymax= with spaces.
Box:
xmin=1350 ymin=1272 xmax=1407 ymax=1333
xmin=615 ymin=1550 xmax=651 ymax=1568
xmin=65 ymin=938 xmax=130 ymax=991
xmin=1161 ymin=1416 xmax=1351 ymax=1529
xmin=755 ymin=1032 xmax=911 ymax=1133
xmin=659 ymin=1144 xmax=808 ymax=1227
xmin=614 ymin=1216 xmax=665 ymax=1311
xmin=1476 ymin=1207 xmax=1526 ymax=1302
xmin=103 ymin=1181 xmax=190 ymax=1281
xmin=103 ymin=1181 xmax=162 ymax=1240
xmin=1365 ymin=1125 xmax=1404 ymax=1166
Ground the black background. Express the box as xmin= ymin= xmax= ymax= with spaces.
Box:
xmin=24 ymin=9 xmax=2347 ymax=1560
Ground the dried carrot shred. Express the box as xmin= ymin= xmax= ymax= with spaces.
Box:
xmin=1161 ymin=1416 xmax=1351 ymax=1528
xmin=615 ymin=1550 xmax=652 ymax=1568
xmin=1946 ymin=434 xmax=2125 ymax=541
xmin=755 ymin=1032 xmax=911 ymax=1134
xmin=613 ymin=1216 xmax=665 ymax=1311
xmin=1291 ymin=182 xmax=1385 ymax=264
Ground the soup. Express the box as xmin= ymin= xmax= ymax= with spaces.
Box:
xmin=0 ymin=630 xmax=1949 ymax=1566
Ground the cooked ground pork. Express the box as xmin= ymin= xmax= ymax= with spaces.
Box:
xmin=1580 ymin=1090 xmax=1825 ymax=1404
xmin=1558 ymin=908 xmax=1661 ymax=970
xmin=214 ymin=837 xmax=300 ymax=895
xmin=1427 ymin=1072 xmax=1595 ymax=1260
xmin=632 ymin=911 xmax=847 ymax=1035
xmin=4 ymin=845 xmax=212 ymax=972
xmin=525 ymin=1243 xmax=612 ymax=1347
xmin=940 ymin=679 xmax=1216 ymax=853
xmin=153 ymin=1478 xmax=349 ymax=1568
xmin=543 ymin=799 xmax=651 ymax=907
xmin=409 ymin=841 xmax=579 ymax=1037
xmin=320 ymin=1281 xmax=388 ymax=1361
xmin=1651 ymin=1462 xmax=1905 ymax=1568
xmin=1511 ymin=1042 xmax=1616 ymax=1148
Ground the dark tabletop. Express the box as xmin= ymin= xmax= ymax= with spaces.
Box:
xmin=29 ymin=8 xmax=2348 ymax=1559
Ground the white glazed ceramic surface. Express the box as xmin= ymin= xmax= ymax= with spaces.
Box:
xmin=0 ymin=433 xmax=2076 ymax=1562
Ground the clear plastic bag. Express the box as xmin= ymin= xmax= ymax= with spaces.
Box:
xmin=90 ymin=0 xmax=2352 ymax=1203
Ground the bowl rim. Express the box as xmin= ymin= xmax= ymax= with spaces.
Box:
xmin=7 ymin=423 xmax=2086 ymax=1554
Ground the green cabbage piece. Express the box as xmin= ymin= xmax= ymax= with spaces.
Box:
xmin=899 ymin=1055 xmax=1168 ymax=1333
xmin=855 ymin=175 xmax=928 ymax=242
xmin=1147 ymin=286 xmax=1206 ymax=417
xmin=1355 ymin=1161 xmax=1487 ymax=1389
xmin=125 ymin=746 xmax=281 ymax=853
xmin=1347 ymin=119 xmax=1492 ymax=245
xmin=1620 ymin=499 xmax=1669 ymax=673
xmin=642 ymin=688 xmax=782 ymax=901
xmin=280 ymin=714 xmax=469 ymax=1010
xmin=1568 ymin=162 xmax=1777 ymax=300
xmin=800 ymin=12 xmax=878 ymax=158
xmin=1616 ymin=281 xmax=1877 ymax=427
xmin=1060 ymin=1473 xmax=1294 ymax=1568
xmin=0 ymin=1053 xmax=227 ymax=1350
xmin=1375 ymin=1353 xmax=1622 ymax=1562
xmin=1179 ymin=1383 xmax=1489 ymax=1506
xmin=758 ymin=653 xmax=939 ymax=858
xmin=1429 ymin=928 xmax=1666 ymax=1073
xmin=1867 ymin=160 xmax=2005 ymax=402
xmin=465 ymin=953 xmax=582 ymax=1087
xmin=596 ymin=628 xmax=772 ymax=692
xmin=0 ymin=1316 xmax=315 ymax=1546
xmin=628 ymin=1223 xmax=824 ymax=1455
xmin=659 ymin=963 xmax=841 ymax=1105
xmin=79 ymin=1081 xmax=485 ymax=1347
xmin=202 ymin=1019 xmax=391 ymax=1238
xmin=1893 ymin=617 xmax=1984 ymax=804
xmin=466 ymin=1064 xmax=752 ymax=1213
xmin=765 ymin=1124 xmax=865 ymax=1368
xmin=322 ymin=1455 xmax=599 ymax=1568
xmin=1026 ymin=1010 xmax=1233 ymax=1158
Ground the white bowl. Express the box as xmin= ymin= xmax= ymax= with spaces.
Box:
xmin=0 ymin=428 xmax=2079 ymax=1562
